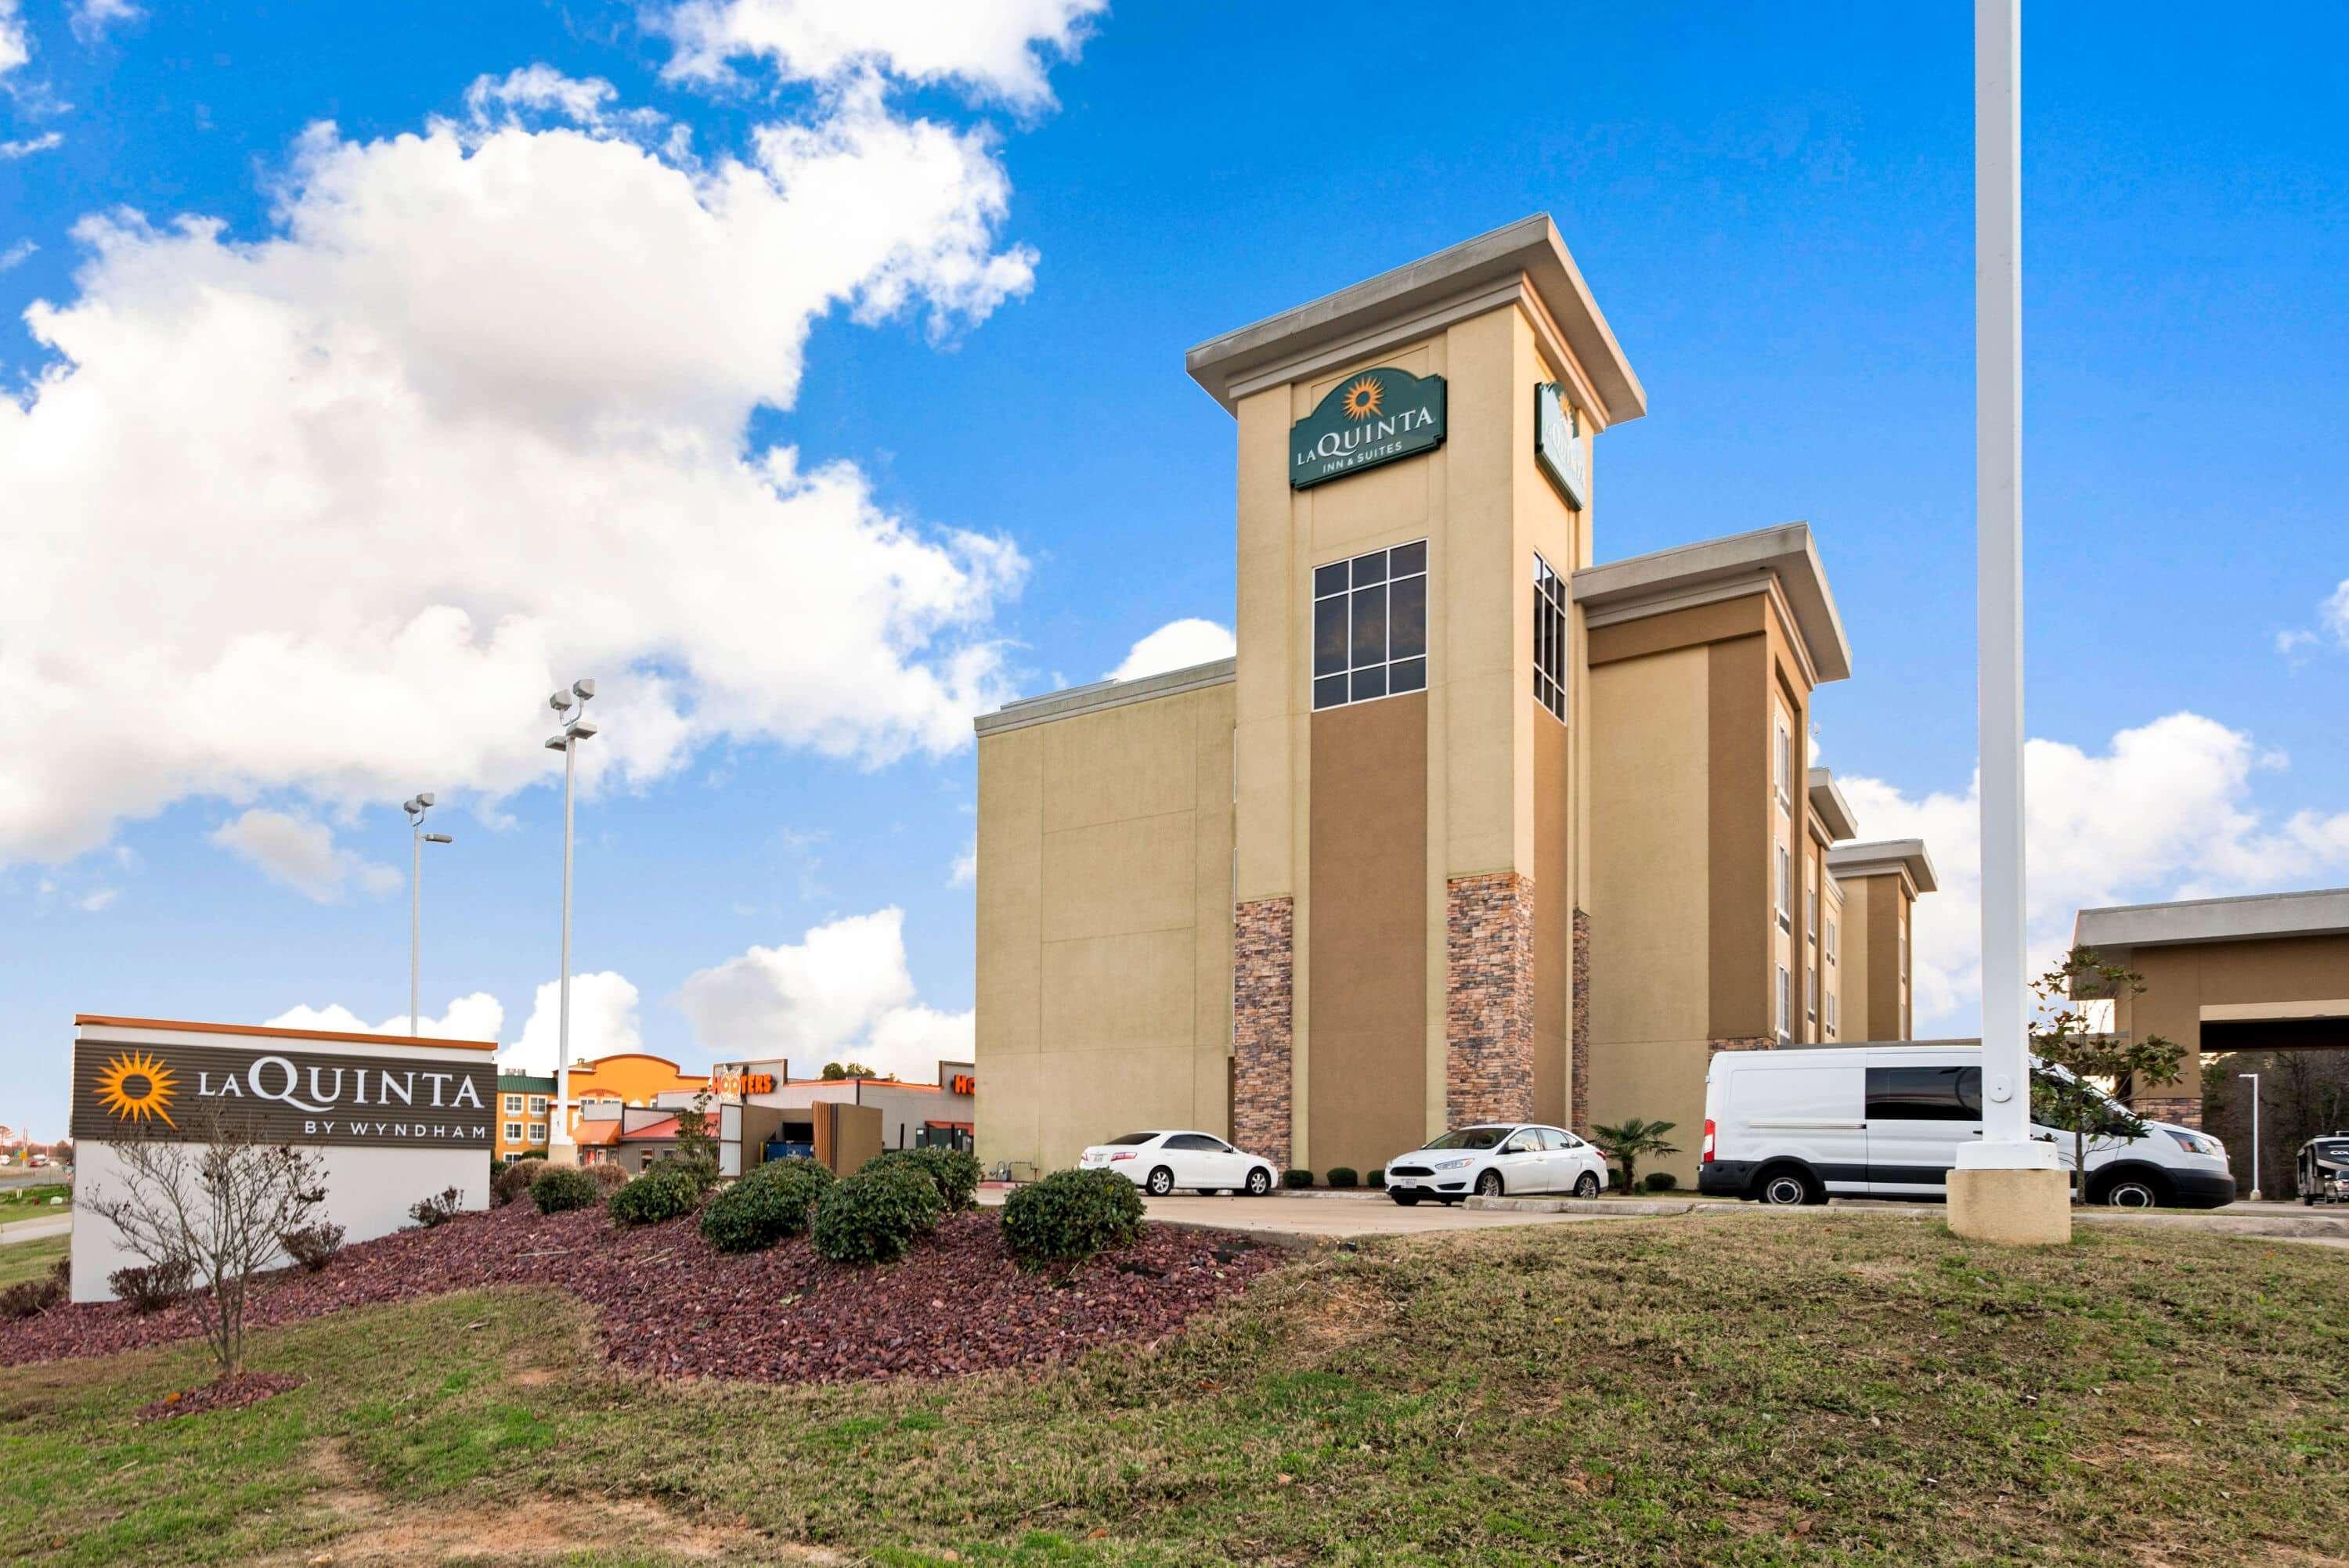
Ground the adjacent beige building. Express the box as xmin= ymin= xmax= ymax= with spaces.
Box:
xmin=974 ymin=217 xmax=1937 ymax=1184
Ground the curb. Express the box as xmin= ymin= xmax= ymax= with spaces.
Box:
xmin=1466 ymin=1195 xmax=1701 ymax=1217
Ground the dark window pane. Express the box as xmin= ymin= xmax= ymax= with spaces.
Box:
xmin=1351 ymin=550 xmax=1387 ymax=586
xmin=1388 ymin=574 xmax=1425 ymax=661
xmin=1389 ymin=657 xmax=1426 ymax=694
xmin=1866 ymin=1066 xmax=1977 ymax=1122
xmin=1314 ymin=561 xmax=1347 ymax=599
xmin=1313 ymin=593 xmax=1348 ymax=676
xmin=1313 ymin=674 xmax=1348 ymax=709
xmin=1391 ymin=539 xmax=1426 ymax=577
xmin=1352 ymin=665 xmax=1387 ymax=701
xmin=1351 ymin=584 xmax=1387 ymax=669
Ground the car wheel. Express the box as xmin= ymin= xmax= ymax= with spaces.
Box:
xmin=1573 ymin=1171 xmax=1600 ymax=1198
xmin=1474 ymin=1169 xmax=1505 ymax=1199
xmin=1391 ymin=1190 xmax=1421 ymax=1206
xmin=2097 ymin=1174 xmax=2165 ymax=1209
xmin=1243 ymin=1166 xmax=1272 ymax=1197
xmin=1146 ymin=1166 xmax=1176 ymax=1197
xmin=1756 ymin=1168 xmax=1816 ymax=1206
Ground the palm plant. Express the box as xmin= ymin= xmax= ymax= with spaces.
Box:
xmin=1592 ymin=1118 xmax=1679 ymax=1195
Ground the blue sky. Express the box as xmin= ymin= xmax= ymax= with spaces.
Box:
xmin=4 ymin=1 xmax=2345 ymax=1138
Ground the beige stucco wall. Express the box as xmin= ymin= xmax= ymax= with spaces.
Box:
xmin=1586 ymin=644 xmax=1711 ymax=1179
xmin=974 ymin=681 xmax=1235 ymax=1177
xmin=1838 ymin=874 xmax=1875 ymax=1039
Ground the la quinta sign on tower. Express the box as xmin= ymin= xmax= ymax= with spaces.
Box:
xmin=1288 ymin=366 xmax=1447 ymax=488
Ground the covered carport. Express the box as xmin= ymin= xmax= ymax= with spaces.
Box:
xmin=2075 ymin=889 xmax=2349 ymax=1192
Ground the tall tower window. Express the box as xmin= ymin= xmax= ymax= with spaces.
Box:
xmin=1312 ymin=540 xmax=1427 ymax=709
xmin=1533 ymin=553 xmax=1569 ymax=721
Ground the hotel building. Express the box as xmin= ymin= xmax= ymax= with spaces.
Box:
xmin=972 ymin=217 xmax=1933 ymax=1185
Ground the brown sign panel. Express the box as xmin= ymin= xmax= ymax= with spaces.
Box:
xmin=70 ymin=1040 xmax=495 ymax=1150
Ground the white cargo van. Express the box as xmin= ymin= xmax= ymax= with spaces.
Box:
xmin=1697 ymin=1042 xmax=2235 ymax=1208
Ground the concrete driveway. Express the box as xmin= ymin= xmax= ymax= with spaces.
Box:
xmin=980 ymin=1187 xmax=1645 ymax=1243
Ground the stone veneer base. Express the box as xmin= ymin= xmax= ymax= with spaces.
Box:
xmin=1232 ymin=897 xmax=1294 ymax=1168
xmin=2132 ymin=1096 xmax=2203 ymax=1130
xmin=1571 ymin=907 xmax=1591 ymax=1134
xmin=1446 ymin=872 xmax=1536 ymax=1128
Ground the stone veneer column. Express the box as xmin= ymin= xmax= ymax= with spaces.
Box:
xmin=1445 ymin=873 xmax=1536 ymax=1127
xmin=1709 ymin=1036 xmax=1778 ymax=1055
xmin=1232 ymin=897 xmax=1294 ymax=1167
xmin=2132 ymin=1095 xmax=2203 ymax=1130
xmin=1571 ymin=907 xmax=1592 ymax=1134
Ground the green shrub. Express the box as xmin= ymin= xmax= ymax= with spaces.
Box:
xmin=609 ymin=1165 xmax=704 ymax=1227
xmin=515 ymin=1148 xmax=548 ymax=1160
xmin=1325 ymin=1166 xmax=1359 ymax=1189
xmin=1366 ymin=1168 xmax=1384 ymax=1187
xmin=700 ymin=1159 xmax=834 ymax=1253
xmin=586 ymin=1161 xmax=630 ymax=1192
xmin=1001 ymin=1167 xmax=1146 ymax=1266
xmin=1283 ymin=1169 xmax=1314 ymax=1188
xmin=1642 ymin=1171 xmax=1680 ymax=1192
xmin=531 ymin=1165 xmax=600 ymax=1214
xmin=862 ymin=1146 xmax=983 ymax=1212
xmin=812 ymin=1163 xmax=943 ymax=1265
xmin=491 ymin=1159 xmax=541 ymax=1206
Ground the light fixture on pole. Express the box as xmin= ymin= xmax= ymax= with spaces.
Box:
xmin=2238 ymin=1072 xmax=2262 ymax=1201
xmin=1948 ymin=0 xmax=2069 ymax=1245
xmin=544 ymin=679 xmax=597 ymax=1160
xmin=401 ymin=794 xmax=455 ymax=1038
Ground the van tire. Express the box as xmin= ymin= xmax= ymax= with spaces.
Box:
xmin=2090 ymin=1170 xmax=2168 ymax=1209
xmin=1754 ymin=1165 xmax=1820 ymax=1206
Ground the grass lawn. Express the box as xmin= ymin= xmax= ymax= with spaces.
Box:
xmin=0 ymin=1184 xmax=71 ymax=1213
xmin=2 ymin=1213 xmax=2344 ymax=1566
xmin=0 ymin=1236 xmax=68 ymax=1290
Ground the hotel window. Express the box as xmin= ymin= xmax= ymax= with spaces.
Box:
xmin=529 ymin=1095 xmax=549 ymax=1117
xmin=1532 ymin=553 xmax=1568 ymax=721
xmin=1313 ymin=540 xmax=1427 ymax=710
xmin=528 ymin=1123 xmax=547 ymax=1143
xmin=1826 ymin=992 xmax=1839 ymax=1036
xmin=1776 ymin=845 xmax=1792 ymax=929
xmin=1774 ymin=718 xmax=1793 ymax=810
xmin=1806 ymin=968 xmax=1817 ymax=1023
xmin=1776 ymin=964 xmax=1792 ymax=1044
xmin=503 ymin=1121 xmax=523 ymax=1143
xmin=1826 ymin=916 xmax=1838 ymax=962
xmin=503 ymin=1094 xmax=523 ymax=1114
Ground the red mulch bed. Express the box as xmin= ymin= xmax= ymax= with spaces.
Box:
xmin=0 ymin=1202 xmax=1282 ymax=1386
xmin=135 ymin=1372 xmax=304 ymax=1422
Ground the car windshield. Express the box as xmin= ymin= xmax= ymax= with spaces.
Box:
xmin=1423 ymin=1126 xmax=1514 ymax=1151
xmin=1104 ymin=1133 xmax=1157 ymax=1146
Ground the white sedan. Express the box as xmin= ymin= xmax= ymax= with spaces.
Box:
xmin=1384 ymin=1123 xmax=1608 ymax=1205
xmin=1078 ymin=1130 xmax=1278 ymax=1197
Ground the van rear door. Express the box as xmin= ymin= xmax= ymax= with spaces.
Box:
xmin=1864 ymin=1060 xmax=1982 ymax=1195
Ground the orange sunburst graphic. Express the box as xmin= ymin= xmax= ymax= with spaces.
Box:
xmin=1340 ymin=377 xmax=1384 ymax=420
xmin=95 ymin=1051 xmax=177 ymax=1127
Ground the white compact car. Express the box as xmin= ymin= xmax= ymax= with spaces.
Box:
xmin=1384 ymin=1123 xmax=1609 ymax=1205
xmin=1077 ymin=1130 xmax=1277 ymax=1197
xmin=1698 ymin=1044 xmax=2237 ymax=1208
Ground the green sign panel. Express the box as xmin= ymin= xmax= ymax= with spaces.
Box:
xmin=1290 ymin=366 xmax=1446 ymax=489
xmin=1534 ymin=382 xmax=1586 ymax=510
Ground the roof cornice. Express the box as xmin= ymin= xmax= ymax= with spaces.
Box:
xmin=1825 ymin=838 xmax=1938 ymax=896
xmin=1572 ymin=522 xmax=1853 ymax=684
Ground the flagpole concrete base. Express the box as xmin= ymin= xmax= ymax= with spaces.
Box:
xmin=1947 ymin=1166 xmax=2071 ymax=1245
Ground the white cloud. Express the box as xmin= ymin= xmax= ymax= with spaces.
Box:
xmin=948 ymin=834 xmax=976 ymax=887
xmin=676 ymin=906 xmax=969 ymax=1080
xmin=2274 ymin=578 xmax=2349 ymax=661
xmin=68 ymin=0 xmax=139 ymax=45
xmin=1840 ymin=711 xmax=2349 ymax=1033
xmin=269 ymin=991 xmax=506 ymax=1042
xmin=0 ymin=0 xmax=27 ymax=74
xmin=500 ymin=971 xmax=645 ymax=1072
xmin=1 ymin=132 xmax=62 ymax=157
xmin=1107 ymin=618 xmax=1236 ymax=682
xmin=0 ymin=74 xmax=1041 ymax=867
xmin=660 ymin=0 xmax=1104 ymax=110
xmin=2322 ymin=580 xmax=2349 ymax=645
xmin=209 ymin=808 xmax=402 ymax=903
xmin=0 ymin=239 xmax=34 ymax=269
xmin=74 ymin=886 xmax=116 ymax=912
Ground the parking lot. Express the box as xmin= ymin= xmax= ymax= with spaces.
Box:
xmin=976 ymin=1187 xmax=1658 ymax=1242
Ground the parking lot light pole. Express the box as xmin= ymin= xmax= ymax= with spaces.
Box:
xmin=1948 ymin=0 xmax=2070 ymax=1245
xmin=2238 ymin=1072 xmax=2261 ymax=1200
xmin=402 ymin=795 xmax=454 ymax=1037
xmin=543 ymin=679 xmax=597 ymax=1161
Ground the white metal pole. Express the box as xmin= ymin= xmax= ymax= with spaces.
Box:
xmin=1957 ymin=0 xmax=2058 ymax=1199
xmin=554 ymin=734 xmax=575 ymax=1152
xmin=2240 ymin=1072 xmax=2261 ymax=1199
xmin=410 ymin=820 xmax=422 ymax=1036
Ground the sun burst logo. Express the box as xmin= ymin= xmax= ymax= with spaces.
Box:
xmin=95 ymin=1051 xmax=177 ymax=1127
xmin=1340 ymin=377 xmax=1384 ymax=420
